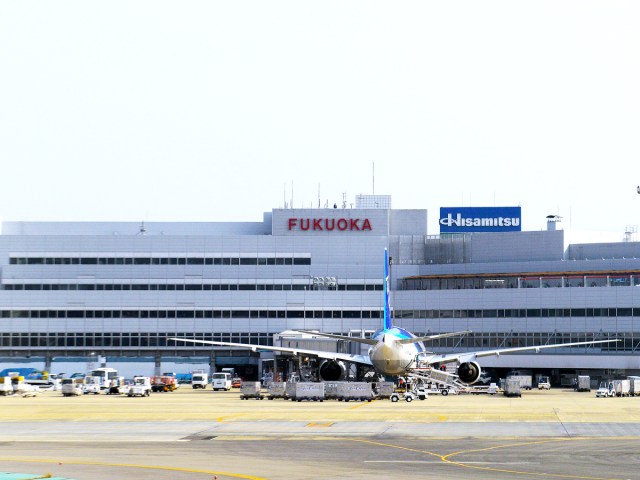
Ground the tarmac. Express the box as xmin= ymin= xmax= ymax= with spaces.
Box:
xmin=1 ymin=387 xmax=639 ymax=479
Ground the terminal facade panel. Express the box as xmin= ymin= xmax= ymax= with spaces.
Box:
xmin=0 ymin=204 xmax=638 ymax=376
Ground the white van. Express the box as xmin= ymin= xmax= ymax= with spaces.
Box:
xmin=212 ymin=372 xmax=232 ymax=391
xmin=191 ymin=372 xmax=208 ymax=389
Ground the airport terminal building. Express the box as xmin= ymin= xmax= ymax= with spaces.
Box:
xmin=1 ymin=195 xmax=639 ymax=380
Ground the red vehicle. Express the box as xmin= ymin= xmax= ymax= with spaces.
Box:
xmin=231 ymin=377 xmax=242 ymax=388
xmin=150 ymin=375 xmax=177 ymax=392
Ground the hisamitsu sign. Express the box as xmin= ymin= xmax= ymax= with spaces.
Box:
xmin=439 ymin=207 xmax=521 ymax=233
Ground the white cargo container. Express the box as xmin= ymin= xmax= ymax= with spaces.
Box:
xmin=267 ymin=381 xmax=287 ymax=399
xmin=504 ymin=378 xmax=522 ymax=397
xmin=612 ymin=379 xmax=630 ymax=397
xmin=575 ymin=376 xmax=591 ymax=392
xmin=323 ymin=381 xmax=344 ymax=399
xmin=240 ymin=381 xmax=264 ymax=400
xmin=336 ymin=382 xmax=373 ymax=402
xmin=290 ymin=382 xmax=325 ymax=402
xmin=507 ymin=374 xmax=532 ymax=390
xmin=628 ymin=376 xmax=640 ymax=396
xmin=373 ymin=381 xmax=395 ymax=398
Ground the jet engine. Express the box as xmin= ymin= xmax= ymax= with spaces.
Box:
xmin=319 ymin=360 xmax=347 ymax=381
xmin=457 ymin=361 xmax=482 ymax=385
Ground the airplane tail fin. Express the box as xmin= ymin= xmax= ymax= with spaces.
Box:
xmin=383 ymin=248 xmax=392 ymax=330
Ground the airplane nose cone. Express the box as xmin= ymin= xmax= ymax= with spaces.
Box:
xmin=370 ymin=342 xmax=413 ymax=376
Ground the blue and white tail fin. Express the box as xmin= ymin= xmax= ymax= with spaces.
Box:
xmin=383 ymin=248 xmax=392 ymax=330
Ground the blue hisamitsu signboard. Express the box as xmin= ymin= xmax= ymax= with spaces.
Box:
xmin=439 ymin=206 xmax=522 ymax=233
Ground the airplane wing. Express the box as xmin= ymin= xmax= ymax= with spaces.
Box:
xmin=168 ymin=337 xmax=373 ymax=366
xmin=396 ymin=331 xmax=472 ymax=345
xmin=424 ymin=339 xmax=619 ymax=365
xmin=292 ymin=330 xmax=378 ymax=345
xmin=292 ymin=330 xmax=472 ymax=346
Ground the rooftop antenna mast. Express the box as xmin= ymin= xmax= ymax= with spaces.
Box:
xmin=283 ymin=183 xmax=287 ymax=209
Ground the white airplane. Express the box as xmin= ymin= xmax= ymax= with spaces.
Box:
xmin=170 ymin=249 xmax=618 ymax=384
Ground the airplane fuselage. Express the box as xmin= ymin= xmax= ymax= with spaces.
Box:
xmin=369 ymin=327 xmax=424 ymax=376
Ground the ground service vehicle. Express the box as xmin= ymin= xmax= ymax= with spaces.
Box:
xmin=596 ymin=381 xmax=615 ymax=397
xmin=128 ymin=376 xmax=152 ymax=397
xmin=0 ymin=376 xmax=13 ymax=395
xmin=191 ymin=371 xmax=208 ymax=389
xmin=575 ymin=375 xmax=591 ymax=392
xmin=151 ymin=375 xmax=177 ymax=392
xmin=212 ymin=372 xmax=232 ymax=391
xmin=82 ymin=376 xmax=101 ymax=394
xmin=390 ymin=386 xmax=428 ymax=402
xmin=61 ymin=378 xmax=83 ymax=396
xmin=537 ymin=376 xmax=551 ymax=390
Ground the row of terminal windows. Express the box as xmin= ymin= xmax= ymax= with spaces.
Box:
xmin=0 ymin=332 xmax=271 ymax=347
xmin=0 ymin=308 xmax=636 ymax=319
xmin=402 ymin=273 xmax=640 ymax=291
xmin=9 ymin=256 xmax=311 ymax=266
xmin=0 ymin=331 xmax=628 ymax=350
xmin=394 ymin=308 xmax=638 ymax=318
xmin=0 ymin=309 xmax=382 ymax=319
xmin=1 ymin=283 xmax=383 ymax=292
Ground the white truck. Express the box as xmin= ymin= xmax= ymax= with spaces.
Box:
xmin=128 ymin=376 xmax=152 ymax=397
xmin=212 ymin=372 xmax=232 ymax=391
xmin=89 ymin=367 xmax=120 ymax=390
xmin=191 ymin=371 xmax=208 ymax=389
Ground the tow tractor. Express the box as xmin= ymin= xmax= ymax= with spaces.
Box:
xmin=390 ymin=382 xmax=428 ymax=402
xmin=128 ymin=376 xmax=152 ymax=397
xmin=390 ymin=365 xmax=467 ymax=402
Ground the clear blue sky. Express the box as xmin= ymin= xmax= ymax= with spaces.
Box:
xmin=0 ymin=2 xmax=638 ymax=239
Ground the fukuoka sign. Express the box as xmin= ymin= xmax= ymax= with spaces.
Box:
xmin=287 ymin=218 xmax=372 ymax=232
